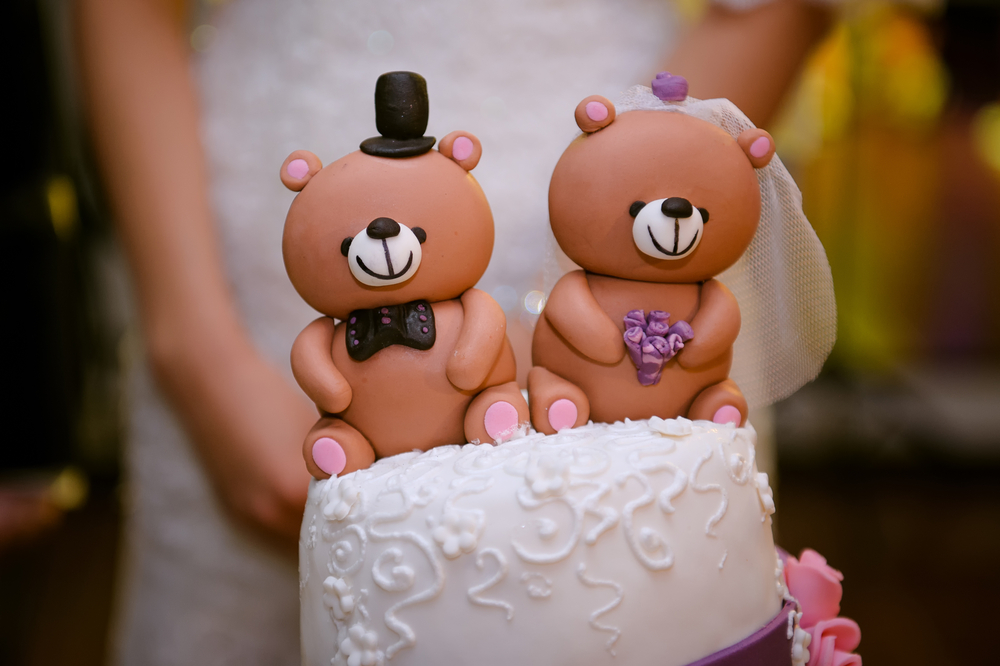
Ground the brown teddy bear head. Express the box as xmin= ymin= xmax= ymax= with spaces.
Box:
xmin=549 ymin=93 xmax=776 ymax=284
xmin=280 ymin=72 xmax=493 ymax=320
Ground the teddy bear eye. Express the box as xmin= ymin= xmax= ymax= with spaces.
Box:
xmin=341 ymin=237 xmax=352 ymax=257
xmin=698 ymin=207 xmax=709 ymax=223
xmin=412 ymin=227 xmax=427 ymax=244
xmin=628 ymin=201 xmax=646 ymax=218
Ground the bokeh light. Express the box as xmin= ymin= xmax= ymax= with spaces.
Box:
xmin=367 ymin=30 xmax=394 ymax=56
xmin=523 ymin=290 xmax=546 ymax=315
xmin=491 ymin=284 xmax=519 ymax=313
xmin=190 ymin=24 xmax=217 ymax=53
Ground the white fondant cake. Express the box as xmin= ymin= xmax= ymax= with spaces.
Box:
xmin=300 ymin=419 xmax=785 ymax=666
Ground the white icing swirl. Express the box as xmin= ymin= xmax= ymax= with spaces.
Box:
xmin=577 ymin=563 xmax=625 ymax=655
xmin=467 ymin=549 xmax=514 ymax=620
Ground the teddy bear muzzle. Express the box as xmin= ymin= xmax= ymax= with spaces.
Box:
xmin=630 ymin=197 xmax=705 ymax=260
xmin=344 ymin=217 xmax=425 ymax=286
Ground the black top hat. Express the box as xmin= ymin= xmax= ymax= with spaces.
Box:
xmin=360 ymin=72 xmax=436 ymax=158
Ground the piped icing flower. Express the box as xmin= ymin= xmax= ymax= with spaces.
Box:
xmin=790 ymin=610 xmax=813 ymax=666
xmin=323 ymin=576 xmax=356 ymax=620
xmin=784 ymin=549 xmax=844 ymax=627
xmin=623 ymin=310 xmax=693 ymax=386
xmin=755 ymin=472 xmax=776 ymax=519
xmin=322 ymin=478 xmax=361 ymax=521
xmin=525 ymin=454 xmax=572 ymax=498
xmin=340 ymin=623 xmax=384 ymax=666
xmin=431 ymin=509 xmax=479 ymax=559
xmin=649 ymin=415 xmax=694 ymax=437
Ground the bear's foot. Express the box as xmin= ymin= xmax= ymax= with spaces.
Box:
xmin=465 ymin=381 xmax=529 ymax=444
xmin=687 ymin=379 xmax=748 ymax=427
xmin=527 ymin=367 xmax=590 ymax=435
xmin=304 ymin=417 xmax=376 ymax=479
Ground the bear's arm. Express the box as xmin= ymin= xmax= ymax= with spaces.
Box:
xmin=676 ymin=279 xmax=741 ymax=369
xmin=446 ymin=288 xmax=507 ymax=391
xmin=291 ymin=317 xmax=353 ymax=414
xmin=543 ymin=270 xmax=625 ymax=365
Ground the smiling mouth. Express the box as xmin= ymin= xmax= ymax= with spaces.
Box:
xmin=356 ymin=238 xmax=414 ymax=280
xmin=648 ymin=224 xmax=698 ymax=257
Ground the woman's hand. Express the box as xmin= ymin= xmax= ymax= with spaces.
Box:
xmin=150 ymin=329 xmax=317 ymax=549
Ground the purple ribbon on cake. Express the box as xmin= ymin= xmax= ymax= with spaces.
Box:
xmin=683 ymin=600 xmax=797 ymax=666
xmin=623 ymin=310 xmax=693 ymax=386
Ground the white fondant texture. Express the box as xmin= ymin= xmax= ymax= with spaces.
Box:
xmin=300 ymin=419 xmax=782 ymax=666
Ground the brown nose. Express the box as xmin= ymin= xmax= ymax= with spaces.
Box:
xmin=661 ymin=197 xmax=693 ymax=219
xmin=366 ymin=217 xmax=400 ymax=239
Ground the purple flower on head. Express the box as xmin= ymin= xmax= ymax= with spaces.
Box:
xmin=622 ymin=309 xmax=694 ymax=386
xmin=652 ymin=72 xmax=689 ymax=102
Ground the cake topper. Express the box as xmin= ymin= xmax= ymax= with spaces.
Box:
xmin=281 ymin=72 xmax=528 ymax=479
xmin=528 ymin=74 xmax=836 ymax=433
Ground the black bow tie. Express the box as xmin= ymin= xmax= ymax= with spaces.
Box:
xmin=344 ymin=300 xmax=436 ymax=362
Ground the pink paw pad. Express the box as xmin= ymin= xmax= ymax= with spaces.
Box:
xmin=287 ymin=158 xmax=310 ymax=179
xmin=452 ymin=136 xmax=474 ymax=161
xmin=585 ymin=101 xmax=609 ymax=122
xmin=484 ymin=401 xmax=519 ymax=442
xmin=712 ymin=405 xmax=743 ymax=426
xmin=749 ymin=136 xmax=771 ymax=159
xmin=547 ymin=398 xmax=578 ymax=432
xmin=312 ymin=437 xmax=347 ymax=476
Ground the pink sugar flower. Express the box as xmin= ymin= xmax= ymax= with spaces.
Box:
xmin=807 ymin=617 xmax=862 ymax=666
xmin=784 ymin=549 xmax=844 ymax=628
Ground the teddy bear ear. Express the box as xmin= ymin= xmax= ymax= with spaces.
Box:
xmin=737 ymin=129 xmax=776 ymax=169
xmin=574 ymin=95 xmax=616 ymax=133
xmin=438 ymin=131 xmax=482 ymax=171
xmin=280 ymin=150 xmax=323 ymax=191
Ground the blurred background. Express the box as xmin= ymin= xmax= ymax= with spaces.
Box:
xmin=1 ymin=0 xmax=998 ymax=664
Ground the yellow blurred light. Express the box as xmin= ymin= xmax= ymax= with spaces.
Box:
xmin=866 ymin=11 xmax=948 ymax=126
xmin=46 ymin=175 xmax=78 ymax=241
xmin=972 ymin=103 xmax=1000 ymax=173
xmin=673 ymin=0 xmax=707 ymax=21
xmin=49 ymin=467 xmax=89 ymax=511
xmin=816 ymin=25 xmax=854 ymax=141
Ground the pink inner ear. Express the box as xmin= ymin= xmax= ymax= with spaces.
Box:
xmin=452 ymin=136 xmax=474 ymax=161
xmin=287 ymin=158 xmax=310 ymax=179
xmin=749 ymin=136 xmax=771 ymax=159
xmin=585 ymin=101 xmax=609 ymax=122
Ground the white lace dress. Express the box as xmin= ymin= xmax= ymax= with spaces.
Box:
xmin=108 ymin=1 xmax=710 ymax=663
